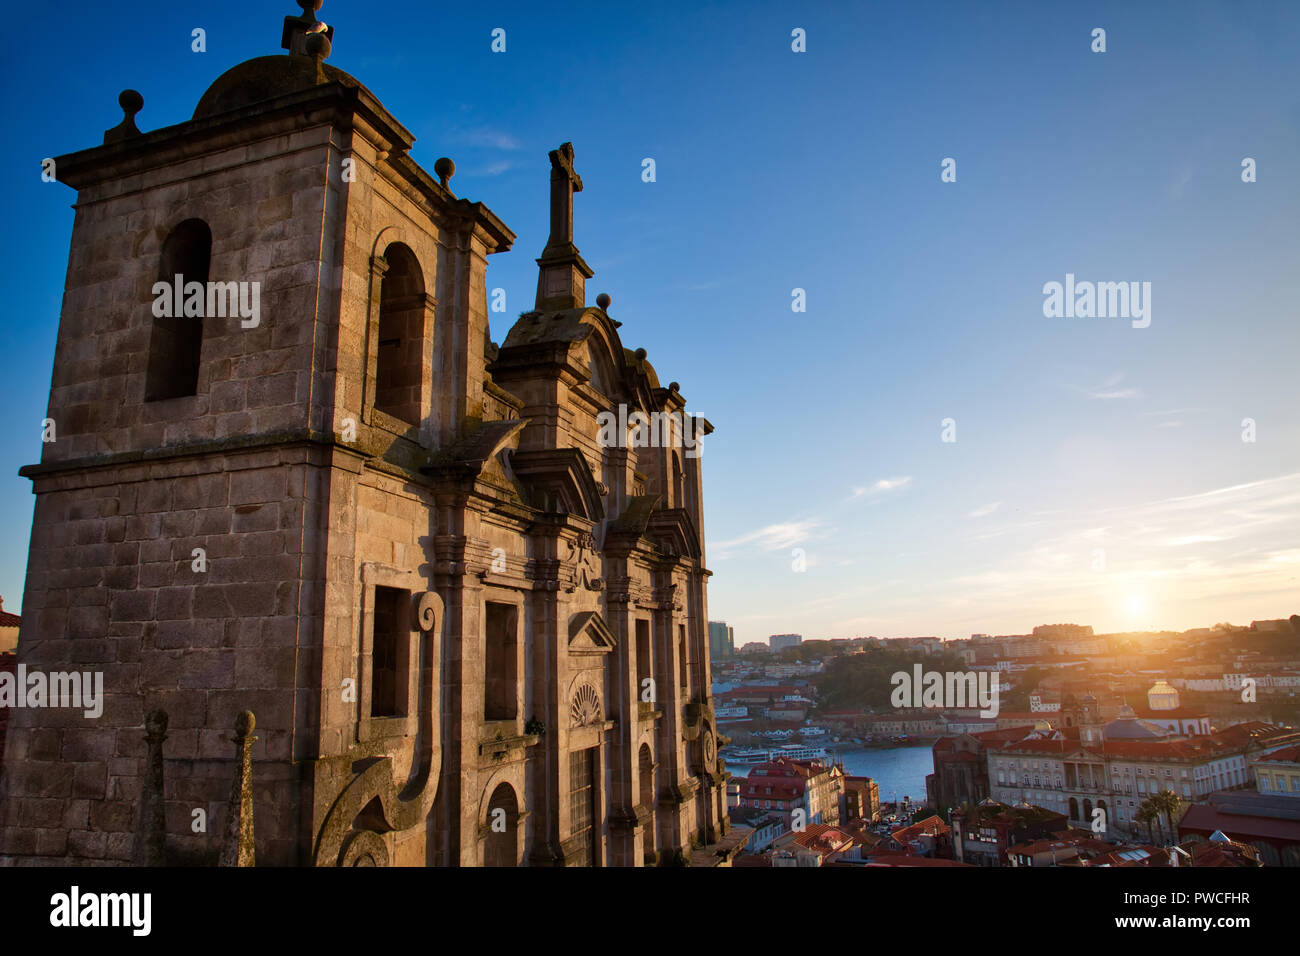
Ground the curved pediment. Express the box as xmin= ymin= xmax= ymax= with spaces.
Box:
xmin=500 ymin=306 xmax=619 ymax=356
xmin=508 ymin=447 xmax=605 ymax=521
xmin=423 ymin=419 xmax=528 ymax=477
xmin=604 ymin=493 xmax=661 ymax=548
xmin=604 ymin=497 xmax=700 ymax=560
xmin=497 ymin=306 xmax=666 ymax=411
xmin=646 ymin=507 xmax=703 ymax=560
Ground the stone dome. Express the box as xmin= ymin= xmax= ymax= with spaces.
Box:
xmin=193 ymin=55 xmax=360 ymax=120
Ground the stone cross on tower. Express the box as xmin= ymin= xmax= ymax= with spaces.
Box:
xmin=535 ymin=142 xmax=593 ymax=311
xmin=546 ymin=143 xmax=582 ymax=255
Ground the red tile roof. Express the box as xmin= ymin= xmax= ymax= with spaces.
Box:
xmin=890 ymin=815 xmax=950 ymax=844
xmin=1178 ymin=804 xmax=1300 ymax=842
xmin=1258 ymin=745 xmax=1300 ymax=764
xmin=790 ymin=825 xmax=854 ymax=855
xmin=861 ymin=854 xmax=972 ymax=867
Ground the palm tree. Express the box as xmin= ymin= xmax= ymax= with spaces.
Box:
xmin=1156 ymin=789 xmax=1182 ymax=845
xmin=1135 ymin=799 xmax=1156 ymax=844
xmin=1151 ymin=801 xmax=1166 ymax=844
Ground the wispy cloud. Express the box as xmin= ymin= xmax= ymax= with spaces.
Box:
xmin=944 ymin=473 xmax=1300 ymax=627
xmin=1167 ymin=535 xmax=1223 ymax=546
xmin=969 ymin=501 xmax=1003 ymax=519
xmin=1069 ymin=372 xmax=1143 ymax=401
xmin=447 ymin=126 xmax=522 ymax=150
xmin=476 ymin=160 xmax=514 ymax=176
xmin=850 ymin=476 xmax=912 ymax=500
xmin=713 ymin=519 xmax=824 ymax=559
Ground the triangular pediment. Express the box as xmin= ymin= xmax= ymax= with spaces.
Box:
xmin=568 ymin=610 xmax=616 ymax=654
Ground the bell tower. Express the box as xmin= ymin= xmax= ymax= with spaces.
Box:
xmin=1 ymin=0 xmax=512 ymax=865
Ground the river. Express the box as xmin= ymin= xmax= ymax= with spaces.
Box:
xmin=827 ymin=746 xmax=934 ymax=804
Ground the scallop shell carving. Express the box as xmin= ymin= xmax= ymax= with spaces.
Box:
xmin=570 ymin=683 xmax=602 ymax=727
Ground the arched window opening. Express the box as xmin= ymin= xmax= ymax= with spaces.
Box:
xmin=671 ymin=452 xmax=684 ymax=509
xmin=639 ymin=745 xmax=656 ymax=863
xmin=375 ymin=242 xmax=424 ymax=425
xmin=635 ymin=619 xmax=651 ymax=702
xmin=484 ymin=783 xmax=519 ymax=867
xmin=146 ymin=219 xmax=211 ymax=401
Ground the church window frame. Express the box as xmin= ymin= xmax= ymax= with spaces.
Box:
xmin=363 ymin=237 xmax=436 ymax=435
xmin=145 ymin=218 xmax=211 ymax=402
xmin=483 ymin=598 xmax=521 ymax=725
xmin=357 ymin=562 xmax=427 ymax=742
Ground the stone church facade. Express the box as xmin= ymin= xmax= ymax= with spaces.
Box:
xmin=0 ymin=2 xmax=740 ymax=866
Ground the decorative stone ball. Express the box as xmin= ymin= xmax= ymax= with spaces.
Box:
xmin=235 ymin=710 xmax=256 ymax=736
xmin=434 ymin=157 xmax=456 ymax=184
xmin=596 ymin=293 xmax=611 ymax=311
xmin=305 ymin=31 xmax=330 ymax=57
xmin=119 ymin=89 xmax=144 ymax=116
xmin=635 ymin=348 xmax=647 ymax=361
xmin=145 ymin=708 xmax=168 ymax=735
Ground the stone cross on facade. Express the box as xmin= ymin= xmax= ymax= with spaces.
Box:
xmin=535 ymin=142 xmax=594 ymax=311
xmin=546 ymin=143 xmax=582 ymax=254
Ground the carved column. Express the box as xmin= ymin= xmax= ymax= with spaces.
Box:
xmin=219 ymin=711 xmax=257 ymax=867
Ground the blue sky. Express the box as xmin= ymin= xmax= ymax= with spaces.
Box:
xmin=2 ymin=1 xmax=1298 ymax=643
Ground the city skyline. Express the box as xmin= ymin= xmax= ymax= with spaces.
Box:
xmin=727 ymin=604 xmax=1299 ymax=650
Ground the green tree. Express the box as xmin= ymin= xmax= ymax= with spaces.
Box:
xmin=1135 ymin=800 xmax=1156 ymax=844
xmin=1155 ymin=788 xmax=1182 ymax=845
xmin=1003 ymin=666 xmax=1045 ymax=713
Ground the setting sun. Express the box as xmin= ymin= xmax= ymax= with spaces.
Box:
xmin=1122 ymin=593 xmax=1150 ymax=627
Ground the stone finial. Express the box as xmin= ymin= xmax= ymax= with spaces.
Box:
xmin=145 ymin=707 xmax=169 ymax=737
xmin=282 ymin=0 xmax=333 ymax=58
xmin=134 ymin=708 xmax=168 ymax=866
xmin=103 ymin=90 xmax=143 ymax=145
xmin=596 ymin=293 xmax=611 ymax=311
xmin=434 ymin=157 xmax=455 ymax=189
xmin=219 ymin=710 xmax=257 ymax=867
